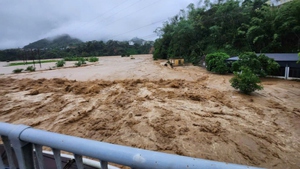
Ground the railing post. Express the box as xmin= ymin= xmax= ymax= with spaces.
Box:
xmin=52 ymin=148 xmax=62 ymax=169
xmin=101 ymin=161 xmax=108 ymax=169
xmin=74 ymin=154 xmax=84 ymax=169
xmin=8 ymin=124 xmax=34 ymax=169
xmin=1 ymin=136 xmax=16 ymax=169
xmin=34 ymin=144 xmax=45 ymax=169
xmin=0 ymin=155 xmax=4 ymax=169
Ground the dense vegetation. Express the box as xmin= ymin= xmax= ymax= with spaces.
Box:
xmin=153 ymin=0 xmax=300 ymax=63
xmin=228 ymin=52 xmax=278 ymax=94
xmin=0 ymin=36 xmax=153 ymax=61
xmin=231 ymin=52 xmax=279 ymax=77
xmin=205 ymin=52 xmax=230 ymax=74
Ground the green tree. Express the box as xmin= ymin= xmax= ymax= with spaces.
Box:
xmin=232 ymin=52 xmax=279 ymax=77
xmin=206 ymin=52 xmax=230 ymax=74
xmin=230 ymin=67 xmax=263 ymax=95
xmin=153 ymin=0 xmax=299 ymax=63
xmin=258 ymin=54 xmax=280 ymax=75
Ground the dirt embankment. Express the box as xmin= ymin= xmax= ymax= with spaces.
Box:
xmin=0 ymin=77 xmax=299 ymax=169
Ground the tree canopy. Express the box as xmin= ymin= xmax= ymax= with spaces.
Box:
xmin=206 ymin=52 xmax=230 ymax=74
xmin=230 ymin=66 xmax=263 ymax=94
xmin=232 ymin=52 xmax=279 ymax=77
xmin=153 ymin=0 xmax=300 ymax=63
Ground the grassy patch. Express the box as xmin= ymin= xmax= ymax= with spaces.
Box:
xmin=9 ymin=60 xmax=57 ymax=66
xmin=64 ymin=57 xmax=86 ymax=61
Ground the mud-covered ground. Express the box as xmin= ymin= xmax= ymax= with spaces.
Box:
xmin=0 ymin=55 xmax=300 ymax=168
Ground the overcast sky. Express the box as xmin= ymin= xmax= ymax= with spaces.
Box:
xmin=0 ymin=0 xmax=201 ymax=49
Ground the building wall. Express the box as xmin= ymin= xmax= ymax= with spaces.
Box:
xmin=170 ymin=59 xmax=184 ymax=66
xmin=272 ymin=61 xmax=300 ymax=78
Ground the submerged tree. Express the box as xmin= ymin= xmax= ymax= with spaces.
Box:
xmin=230 ymin=67 xmax=263 ymax=94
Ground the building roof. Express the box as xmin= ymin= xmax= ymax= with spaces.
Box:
xmin=227 ymin=53 xmax=299 ymax=62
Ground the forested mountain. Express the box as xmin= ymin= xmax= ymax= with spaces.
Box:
xmin=23 ymin=34 xmax=82 ymax=49
xmin=153 ymin=0 xmax=300 ymax=64
xmin=0 ymin=38 xmax=154 ymax=61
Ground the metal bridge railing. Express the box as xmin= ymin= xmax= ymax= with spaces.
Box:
xmin=0 ymin=122 xmax=263 ymax=169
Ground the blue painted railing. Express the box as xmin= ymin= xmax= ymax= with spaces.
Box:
xmin=0 ymin=122 xmax=263 ymax=169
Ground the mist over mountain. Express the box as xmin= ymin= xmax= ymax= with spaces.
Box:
xmin=23 ymin=34 xmax=82 ymax=49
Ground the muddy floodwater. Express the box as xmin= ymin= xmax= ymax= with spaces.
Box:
xmin=1 ymin=55 xmax=300 ymax=168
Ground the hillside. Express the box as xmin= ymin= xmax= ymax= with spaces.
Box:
xmin=153 ymin=0 xmax=300 ymax=63
xmin=23 ymin=34 xmax=82 ymax=49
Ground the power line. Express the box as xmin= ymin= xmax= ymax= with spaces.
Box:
xmin=71 ymin=1 xmax=167 ymax=42
xmin=76 ymin=0 xmax=142 ymax=35
xmin=140 ymin=33 xmax=157 ymax=39
xmin=109 ymin=18 xmax=167 ymax=39
xmin=71 ymin=0 xmax=131 ymax=34
xmin=100 ymin=0 xmax=161 ymax=29
xmin=81 ymin=0 xmax=162 ymax=37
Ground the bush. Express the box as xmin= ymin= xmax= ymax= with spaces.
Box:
xmin=206 ymin=52 xmax=230 ymax=74
xmin=121 ymin=54 xmax=126 ymax=57
xmin=13 ymin=68 xmax=23 ymax=73
xmin=74 ymin=61 xmax=82 ymax=67
xmin=230 ymin=67 xmax=263 ymax=94
xmin=79 ymin=58 xmax=86 ymax=64
xmin=89 ymin=57 xmax=99 ymax=62
xmin=74 ymin=58 xmax=86 ymax=67
xmin=26 ymin=66 xmax=35 ymax=72
xmin=56 ymin=60 xmax=65 ymax=67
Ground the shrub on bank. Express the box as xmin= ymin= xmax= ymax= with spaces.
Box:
xmin=56 ymin=60 xmax=65 ymax=67
xmin=89 ymin=57 xmax=99 ymax=62
xmin=26 ymin=66 xmax=35 ymax=72
xmin=13 ymin=68 xmax=23 ymax=73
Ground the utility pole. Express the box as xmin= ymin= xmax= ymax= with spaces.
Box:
xmin=31 ymin=49 xmax=35 ymax=68
xmin=25 ymin=50 xmax=28 ymax=64
xmin=38 ymin=49 xmax=41 ymax=68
